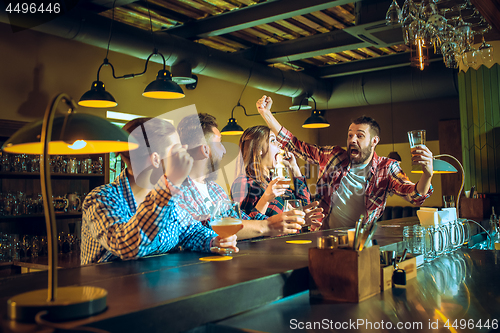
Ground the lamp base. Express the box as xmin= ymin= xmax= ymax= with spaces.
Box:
xmin=7 ymin=286 xmax=107 ymax=323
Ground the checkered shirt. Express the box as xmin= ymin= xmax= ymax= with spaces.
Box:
xmin=81 ymin=169 xmax=217 ymax=265
xmin=177 ymin=177 xmax=267 ymax=227
xmin=230 ymin=174 xmax=311 ymax=217
xmin=276 ymin=127 xmax=433 ymax=225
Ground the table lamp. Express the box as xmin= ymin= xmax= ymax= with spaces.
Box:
xmin=2 ymin=93 xmax=138 ymax=322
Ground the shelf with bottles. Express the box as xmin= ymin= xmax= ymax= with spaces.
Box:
xmin=0 ymin=222 xmax=82 ymax=272
xmin=0 ymin=179 xmax=88 ymax=221
xmin=0 ymin=152 xmax=106 ymax=176
xmin=0 ymin=212 xmax=82 ymax=222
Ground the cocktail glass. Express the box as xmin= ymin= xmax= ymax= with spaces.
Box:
xmin=210 ymin=200 xmax=243 ymax=255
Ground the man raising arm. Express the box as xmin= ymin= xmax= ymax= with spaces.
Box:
xmin=256 ymin=95 xmax=434 ymax=228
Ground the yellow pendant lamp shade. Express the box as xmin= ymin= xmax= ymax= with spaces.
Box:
xmin=143 ymin=70 xmax=185 ymax=99
xmin=78 ymin=81 xmax=117 ymax=108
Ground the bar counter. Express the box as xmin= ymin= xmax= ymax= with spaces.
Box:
xmin=0 ymin=226 xmax=498 ymax=333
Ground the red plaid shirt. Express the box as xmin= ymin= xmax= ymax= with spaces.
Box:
xmin=230 ymin=174 xmax=311 ymax=217
xmin=277 ymin=127 xmax=433 ymax=225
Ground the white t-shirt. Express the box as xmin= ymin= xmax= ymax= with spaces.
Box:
xmin=192 ymin=179 xmax=215 ymax=215
xmin=327 ymin=162 xmax=370 ymax=229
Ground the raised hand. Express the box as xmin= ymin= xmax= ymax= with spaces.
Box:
xmin=165 ymin=144 xmax=194 ymax=186
xmin=411 ymin=145 xmax=434 ymax=177
xmin=257 ymin=95 xmax=273 ymax=114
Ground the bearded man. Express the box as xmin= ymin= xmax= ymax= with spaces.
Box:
xmin=256 ymin=95 xmax=435 ymax=229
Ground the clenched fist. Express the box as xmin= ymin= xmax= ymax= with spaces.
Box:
xmin=165 ymin=143 xmax=194 ymax=186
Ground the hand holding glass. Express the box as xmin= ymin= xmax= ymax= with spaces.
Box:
xmin=270 ymin=167 xmax=291 ymax=186
xmin=408 ymin=129 xmax=426 ymax=170
xmin=284 ymin=199 xmax=306 ymax=232
xmin=210 ymin=200 xmax=243 ymax=255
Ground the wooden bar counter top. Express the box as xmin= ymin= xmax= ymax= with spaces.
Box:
xmin=1 ymin=218 xmax=498 ymax=333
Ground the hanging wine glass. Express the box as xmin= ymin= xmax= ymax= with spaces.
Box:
xmin=420 ymin=0 xmax=438 ymax=21
xmin=462 ymin=45 xmax=478 ymax=67
xmin=402 ymin=14 xmax=416 ymax=45
xmin=386 ymin=0 xmax=402 ymax=25
xmin=479 ymin=35 xmax=494 ymax=63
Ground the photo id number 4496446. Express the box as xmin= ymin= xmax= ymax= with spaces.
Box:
xmin=5 ymin=2 xmax=61 ymax=14
xmin=444 ymin=319 xmax=498 ymax=330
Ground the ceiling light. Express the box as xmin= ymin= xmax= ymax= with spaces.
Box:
xmin=171 ymin=61 xmax=197 ymax=85
xmin=79 ymin=80 xmax=117 ymax=108
xmin=107 ymin=111 xmax=143 ymax=121
xmin=302 ymin=96 xmax=330 ymax=128
xmin=289 ymin=94 xmax=312 ymax=111
xmin=221 ymin=103 xmax=245 ymax=136
xmin=143 ymin=69 xmax=185 ymax=99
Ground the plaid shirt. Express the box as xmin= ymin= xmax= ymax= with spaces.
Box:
xmin=177 ymin=176 xmax=267 ymax=227
xmin=230 ymin=174 xmax=311 ymax=217
xmin=81 ymin=169 xmax=216 ymax=265
xmin=277 ymin=127 xmax=433 ymax=225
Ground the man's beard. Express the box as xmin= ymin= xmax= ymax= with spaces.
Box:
xmin=348 ymin=145 xmax=372 ymax=165
xmin=205 ymin=154 xmax=220 ymax=182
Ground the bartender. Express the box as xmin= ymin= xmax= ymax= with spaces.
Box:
xmin=256 ymin=95 xmax=435 ymax=228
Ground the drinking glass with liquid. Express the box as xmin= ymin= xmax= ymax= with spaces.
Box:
xmin=210 ymin=200 xmax=243 ymax=255
xmin=284 ymin=199 xmax=306 ymax=232
xmin=407 ymin=129 xmax=426 ymax=172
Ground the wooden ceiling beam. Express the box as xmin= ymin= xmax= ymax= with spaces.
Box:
xmin=470 ymin=0 xmax=500 ymax=35
xmin=164 ymin=0 xmax=362 ymax=38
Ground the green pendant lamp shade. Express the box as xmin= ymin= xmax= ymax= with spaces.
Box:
xmin=302 ymin=109 xmax=330 ymax=129
xmin=143 ymin=70 xmax=185 ymax=99
xmin=78 ymin=81 xmax=117 ymax=108
xmin=3 ymin=113 xmax=137 ymax=155
xmin=221 ymin=117 xmax=244 ymax=136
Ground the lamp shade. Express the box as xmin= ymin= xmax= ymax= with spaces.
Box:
xmin=171 ymin=61 xmax=197 ymax=85
xmin=221 ymin=118 xmax=244 ymax=136
xmin=78 ymin=81 xmax=118 ymax=108
xmin=302 ymin=110 xmax=330 ymax=129
xmin=2 ymin=113 xmax=138 ymax=155
xmin=143 ymin=70 xmax=185 ymax=99
xmin=411 ymin=158 xmax=458 ymax=174
xmin=289 ymin=95 xmax=312 ymax=111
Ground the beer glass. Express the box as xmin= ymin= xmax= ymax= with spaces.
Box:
xmin=210 ymin=200 xmax=243 ymax=255
xmin=270 ymin=166 xmax=291 ymax=186
xmin=408 ymin=129 xmax=426 ymax=172
xmin=284 ymin=199 xmax=306 ymax=232
xmin=423 ymin=225 xmax=445 ymax=263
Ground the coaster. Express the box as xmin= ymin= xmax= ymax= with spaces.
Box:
xmin=199 ymin=256 xmax=233 ymax=261
xmin=286 ymin=240 xmax=312 ymax=244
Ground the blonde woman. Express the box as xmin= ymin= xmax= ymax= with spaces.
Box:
xmin=231 ymin=125 xmax=323 ymax=230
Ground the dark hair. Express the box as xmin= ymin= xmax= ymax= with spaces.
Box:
xmin=352 ymin=116 xmax=380 ymax=139
xmin=122 ymin=117 xmax=177 ymax=159
xmin=238 ymin=125 xmax=271 ymax=186
xmin=177 ymin=113 xmax=218 ymax=148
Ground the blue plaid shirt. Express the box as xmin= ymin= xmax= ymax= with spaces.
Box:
xmin=177 ymin=177 xmax=267 ymax=227
xmin=81 ymin=169 xmax=217 ymax=265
